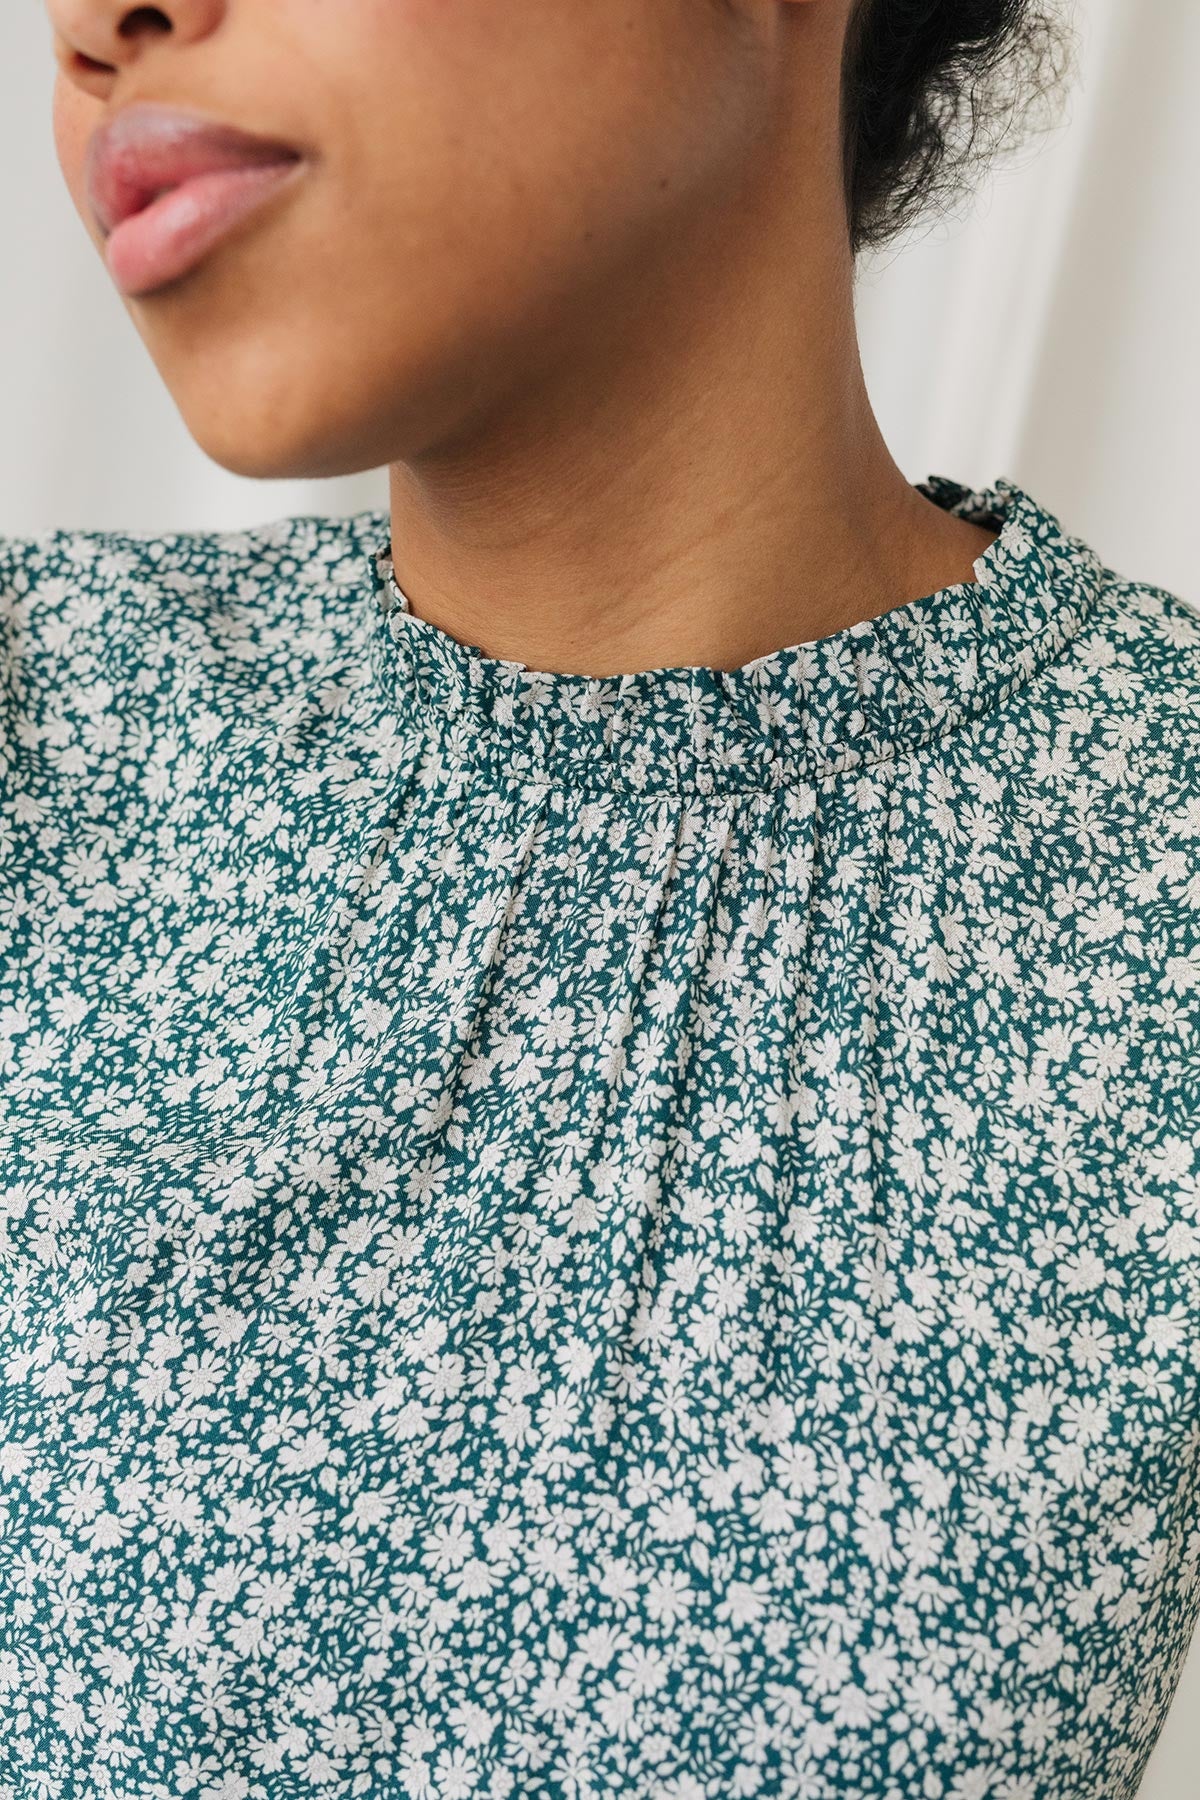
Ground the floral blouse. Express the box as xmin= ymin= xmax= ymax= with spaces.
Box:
xmin=0 ymin=473 xmax=1198 ymax=1800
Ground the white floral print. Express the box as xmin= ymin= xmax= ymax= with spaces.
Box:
xmin=0 ymin=473 xmax=1198 ymax=1799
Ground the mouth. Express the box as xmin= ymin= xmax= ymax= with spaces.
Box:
xmin=85 ymin=101 xmax=307 ymax=297
xmin=99 ymin=162 xmax=306 ymax=299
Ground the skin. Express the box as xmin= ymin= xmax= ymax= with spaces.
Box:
xmin=46 ymin=0 xmax=997 ymax=678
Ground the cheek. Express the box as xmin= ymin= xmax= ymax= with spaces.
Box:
xmin=52 ymin=74 xmax=100 ymax=226
xmin=330 ymin=2 xmax=732 ymax=277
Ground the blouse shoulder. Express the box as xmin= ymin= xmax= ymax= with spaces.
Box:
xmin=0 ymin=508 xmax=388 ymax=728
xmin=0 ymin=507 xmax=386 ymax=635
xmin=1069 ymin=561 xmax=1200 ymax=737
xmin=1091 ymin=561 xmax=1200 ymax=655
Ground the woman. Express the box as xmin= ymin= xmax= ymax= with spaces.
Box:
xmin=2 ymin=1 xmax=1196 ymax=1796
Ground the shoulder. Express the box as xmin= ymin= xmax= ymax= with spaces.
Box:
xmin=1042 ymin=560 xmax=1200 ymax=782
xmin=0 ymin=505 xmax=389 ymax=718
xmin=0 ymin=505 xmax=387 ymax=651
xmin=1073 ymin=561 xmax=1200 ymax=690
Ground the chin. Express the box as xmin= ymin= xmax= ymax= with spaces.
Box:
xmin=182 ymin=409 xmax=382 ymax=483
xmin=148 ymin=332 xmax=393 ymax=482
xmin=142 ymin=279 xmax=518 ymax=481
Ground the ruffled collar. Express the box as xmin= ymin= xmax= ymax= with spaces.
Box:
xmin=364 ymin=474 xmax=1106 ymax=794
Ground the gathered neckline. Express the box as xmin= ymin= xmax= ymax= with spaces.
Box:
xmin=362 ymin=473 xmax=1107 ymax=794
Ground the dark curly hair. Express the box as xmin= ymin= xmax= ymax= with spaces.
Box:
xmin=841 ymin=0 xmax=1075 ymax=255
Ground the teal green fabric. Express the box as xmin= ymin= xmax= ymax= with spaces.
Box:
xmin=0 ymin=474 xmax=1198 ymax=1799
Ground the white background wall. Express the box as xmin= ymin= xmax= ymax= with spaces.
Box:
xmin=2 ymin=3 xmax=1198 ymax=1791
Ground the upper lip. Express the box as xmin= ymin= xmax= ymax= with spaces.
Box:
xmin=85 ymin=101 xmax=303 ymax=238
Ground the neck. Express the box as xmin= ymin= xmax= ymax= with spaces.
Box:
xmin=386 ymin=89 xmax=995 ymax=678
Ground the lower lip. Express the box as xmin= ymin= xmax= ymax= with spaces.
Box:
xmin=103 ymin=159 xmax=305 ymax=298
